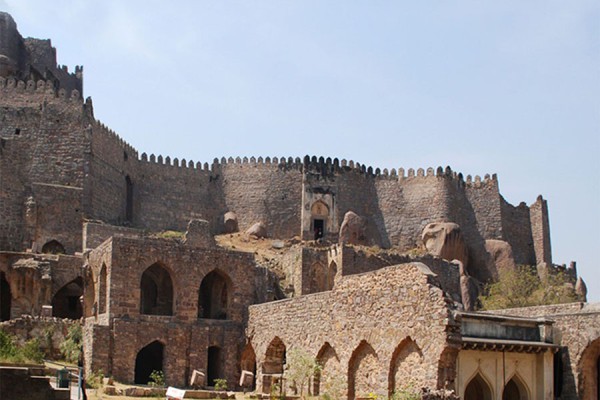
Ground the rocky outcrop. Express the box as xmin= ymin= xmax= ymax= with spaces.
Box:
xmin=246 ymin=222 xmax=267 ymax=238
xmin=338 ymin=211 xmax=368 ymax=245
xmin=421 ymin=223 xmax=468 ymax=267
xmin=223 ymin=212 xmax=239 ymax=233
xmin=183 ymin=219 xmax=215 ymax=248
xmin=484 ymin=239 xmax=516 ymax=278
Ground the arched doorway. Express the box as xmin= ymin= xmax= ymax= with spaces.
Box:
xmin=207 ymin=346 xmax=223 ymax=387
xmin=41 ymin=240 xmax=65 ymax=255
xmin=348 ymin=341 xmax=379 ymax=400
xmin=503 ymin=375 xmax=529 ymax=400
xmin=134 ymin=341 xmax=164 ymax=384
xmin=98 ymin=264 xmax=108 ymax=314
xmin=240 ymin=343 xmax=257 ymax=390
xmin=52 ymin=278 xmax=83 ymax=319
xmin=198 ymin=270 xmax=231 ymax=319
xmin=579 ymin=337 xmax=600 ymax=400
xmin=0 ymin=273 xmax=11 ymax=321
xmin=327 ymin=261 xmax=337 ymax=290
xmin=262 ymin=337 xmax=286 ymax=394
xmin=464 ymin=373 xmax=493 ymax=400
xmin=140 ymin=263 xmax=173 ymax=316
xmin=311 ymin=201 xmax=329 ymax=240
xmin=389 ymin=337 xmax=424 ymax=396
xmin=314 ymin=342 xmax=340 ymax=396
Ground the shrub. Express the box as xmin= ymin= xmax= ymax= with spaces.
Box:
xmin=149 ymin=370 xmax=165 ymax=387
xmin=60 ymin=322 xmax=82 ymax=364
xmin=214 ymin=378 xmax=227 ymax=391
xmin=0 ymin=329 xmax=44 ymax=364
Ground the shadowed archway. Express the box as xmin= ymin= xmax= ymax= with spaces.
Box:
xmin=134 ymin=341 xmax=164 ymax=384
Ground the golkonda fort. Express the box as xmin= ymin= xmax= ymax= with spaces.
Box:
xmin=0 ymin=10 xmax=598 ymax=400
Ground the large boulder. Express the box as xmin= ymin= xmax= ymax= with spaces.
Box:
xmin=338 ymin=211 xmax=368 ymax=245
xmin=246 ymin=222 xmax=267 ymax=238
xmin=183 ymin=219 xmax=215 ymax=248
xmin=456 ymin=260 xmax=479 ymax=311
xmin=576 ymin=277 xmax=587 ymax=302
xmin=421 ymin=222 xmax=468 ymax=267
xmin=484 ymin=239 xmax=516 ymax=278
xmin=223 ymin=211 xmax=239 ymax=233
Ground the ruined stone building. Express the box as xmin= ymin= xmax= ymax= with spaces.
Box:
xmin=0 ymin=12 xmax=598 ymax=399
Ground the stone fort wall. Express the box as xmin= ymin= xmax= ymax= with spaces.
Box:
xmin=246 ymin=262 xmax=459 ymax=397
xmin=0 ymin=74 xmax=551 ymax=281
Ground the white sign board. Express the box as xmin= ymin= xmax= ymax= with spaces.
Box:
xmin=166 ymin=386 xmax=186 ymax=399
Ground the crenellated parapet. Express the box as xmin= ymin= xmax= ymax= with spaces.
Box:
xmin=93 ymin=120 xmax=138 ymax=160
xmin=0 ymin=77 xmax=82 ymax=104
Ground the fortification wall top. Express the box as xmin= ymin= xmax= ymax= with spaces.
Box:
xmin=0 ymin=77 xmax=82 ymax=104
xmin=134 ymin=151 xmax=498 ymax=191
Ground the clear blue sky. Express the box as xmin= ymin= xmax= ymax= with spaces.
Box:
xmin=3 ymin=1 xmax=599 ymax=300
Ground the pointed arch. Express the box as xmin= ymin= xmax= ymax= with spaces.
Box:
xmin=240 ymin=342 xmax=257 ymax=390
xmin=327 ymin=261 xmax=337 ymax=290
xmin=140 ymin=263 xmax=174 ymax=316
xmin=41 ymin=240 xmax=65 ymax=255
xmin=388 ymin=337 xmax=424 ymax=396
xmin=134 ymin=340 xmax=164 ymax=384
xmin=198 ymin=269 xmax=232 ymax=319
xmin=262 ymin=337 xmax=286 ymax=394
xmin=348 ymin=340 xmax=379 ymax=400
xmin=503 ymin=373 xmax=529 ymax=400
xmin=311 ymin=200 xmax=329 ymax=240
xmin=578 ymin=336 xmax=600 ymax=400
xmin=98 ymin=263 xmax=108 ymax=314
xmin=464 ymin=372 xmax=493 ymax=400
xmin=0 ymin=272 xmax=11 ymax=321
xmin=52 ymin=277 xmax=83 ymax=319
xmin=313 ymin=342 xmax=340 ymax=396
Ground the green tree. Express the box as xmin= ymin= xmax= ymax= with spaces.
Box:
xmin=285 ymin=348 xmax=322 ymax=399
xmin=479 ymin=265 xmax=578 ymax=310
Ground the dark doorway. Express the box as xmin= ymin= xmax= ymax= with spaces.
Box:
xmin=42 ymin=240 xmax=65 ymax=255
xmin=464 ymin=374 xmax=492 ymax=400
xmin=597 ymin=356 xmax=599 ymax=400
xmin=314 ymin=219 xmax=324 ymax=240
xmin=134 ymin=341 xmax=164 ymax=384
xmin=140 ymin=263 xmax=173 ymax=316
xmin=125 ymin=175 xmax=134 ymax=223
xmin=207 ymin=346 xmax=222 ymax=386
xmin=199 ymin=270 xmax=230 ymax=319
xmin=0 ymin=273 xmax=10 ymax=321
xmin=52 ymin=278 xmax=83 ymax=319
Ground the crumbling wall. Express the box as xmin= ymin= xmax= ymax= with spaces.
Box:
xmin=247 ymin=263 xmax=458 ymax=396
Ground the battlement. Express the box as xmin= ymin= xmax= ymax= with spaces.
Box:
xmin=0 ymin=77 xmax=82 ymax=101
xmin=135 ymin=151 xmax=497 ymax=188
xmin=94 ymin=120 xmax=138 ymax=160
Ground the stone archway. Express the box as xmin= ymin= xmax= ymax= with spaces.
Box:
xmin=198 ymin=269 xmax=231 ymax=319
xmin=140 ymin=263 xmax=173 ymax=316
xmin=262 ymin=337 xmax=286 ymax=394
xmin=134 ymin=341 xmax=164 ymax=384
xmin=311 ymin=201 xmax=329 ymax=240
xmin=52 ymin=277 xmax=83 ymax=319
xmin=464 ymin=372 xmax=493 ymax=400
xmin=41 ymin=240 xmax=65 ymax=255
xmin=388 ymin=337 xmax=425 ymax=396
xmin=240 ymin=343 xmax=257 ymax=390
xmin=314 ymin=342 xmax=340 ymax=396
xmin=503 ymin=374 xmax=529 ymax=400
xmin=348 ymin=341 xmax=379 ymax=400
xmin=579 ymin=337 xmax=600 ymax=400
